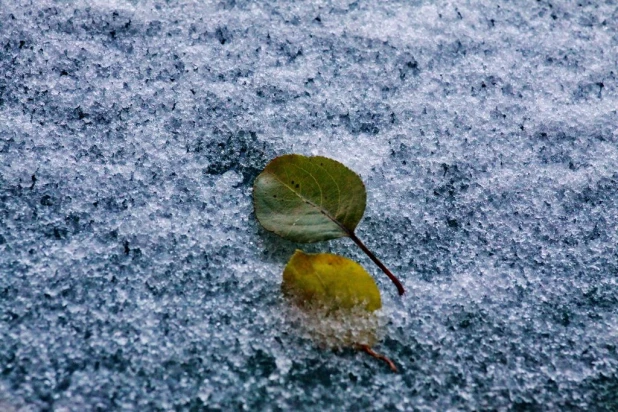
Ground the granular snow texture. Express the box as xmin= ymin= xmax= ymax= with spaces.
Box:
xmin=1 ymin=0 xmax=617 ymax=410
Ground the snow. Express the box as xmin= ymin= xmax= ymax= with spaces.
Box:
xmin=1 ymin=0 xmax=617 ymax=410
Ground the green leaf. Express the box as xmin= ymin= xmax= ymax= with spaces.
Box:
xmin=253 ymin=154 xmax=366 ymax=243
xmin=254 ymin=154 xmax=406 ymax=296
xmin=282 ymin=250 xmax=381 ymax=312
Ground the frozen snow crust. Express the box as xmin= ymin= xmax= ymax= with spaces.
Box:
xmin=1 ymin=0 xmax=617 ymax=410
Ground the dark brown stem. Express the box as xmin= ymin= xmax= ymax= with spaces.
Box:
xmin=359 ymin=344 xmax=398 ymax=372
xmin=349 ymin=232 xmax=405 ymax=295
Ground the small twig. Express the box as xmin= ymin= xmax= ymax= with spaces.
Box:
xmin=349 ymin=232 xmax=405 ymax=295
xmin=359 ymin=344 xmax=398 ymax=372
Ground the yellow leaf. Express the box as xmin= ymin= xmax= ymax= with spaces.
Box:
xmin=281 ymin=251 xmax=397 ymax=370
xmin=282 ymin=250 xmax=382 ymax=312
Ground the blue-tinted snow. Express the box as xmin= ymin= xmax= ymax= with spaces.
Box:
xmin=1 ymin=1 xmax=617 ymax=410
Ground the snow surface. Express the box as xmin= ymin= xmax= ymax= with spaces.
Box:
xmin=1 ymin=0 xmax=617 ymax=410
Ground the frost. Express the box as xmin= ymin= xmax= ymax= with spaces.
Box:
xmin=1 ymin=0 xmax=617 ymax=410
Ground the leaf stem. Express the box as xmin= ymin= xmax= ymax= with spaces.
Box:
xmin=359 ymin=344 xmax=398 ymax=372
xmin=349 ymin=232 xmax=405 ymax=296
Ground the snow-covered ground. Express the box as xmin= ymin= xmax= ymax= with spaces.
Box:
xmin=1 ymin=1 xmax=617 ymax=410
